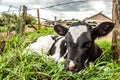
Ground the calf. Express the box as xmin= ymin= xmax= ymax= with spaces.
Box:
xmin=54 ymin=21 xmax=114 ymax=72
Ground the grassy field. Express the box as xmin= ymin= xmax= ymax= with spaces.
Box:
xmin=0 ymin=27 xmax=120 ymax=80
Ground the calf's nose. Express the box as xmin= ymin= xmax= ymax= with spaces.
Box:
xmin=65 ymin=61 xmax=76 ymax=71
xmin=68 ymin=61 xmax=75 ymax=71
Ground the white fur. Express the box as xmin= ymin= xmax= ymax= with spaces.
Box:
xmin=57 ymin=50 xmax=68 ymax=63
xmin=69 ymin=25 xmax=87 ymax=43
xmin=24 ymin=35 xmax=67 ymax=63
xmin=51 ymin=37 xmax=65 ymax=61
xmin=24 ymin=35 xmax=55 ymax=54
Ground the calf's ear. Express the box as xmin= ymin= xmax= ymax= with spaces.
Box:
xmin=54 ymin=24 xmax=68 ymax=36
xmin=92 ymin=22 xmax=115 ymax=39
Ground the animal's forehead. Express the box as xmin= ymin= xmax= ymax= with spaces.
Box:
xmin=68 ymin=25 xmax=88 ymax=43
xmin=69 ymin=25 xmax=88 ymax=32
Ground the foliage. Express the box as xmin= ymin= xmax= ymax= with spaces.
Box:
xmin=0 ymin=13 xmax=16 ymax=32
xmin=0 ymin=12 xmax=37 ymax=32
xmin=0 ymin=27 xmax=120 ymax=80
xmin=25 ymin=14 xmax=37 ymax=26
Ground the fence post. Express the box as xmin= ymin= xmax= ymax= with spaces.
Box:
xmin=21 ymin=5 xmax=27 ymax=34
xmin=37 ymin=9 xmax=40 ymax=27
xmin=112 ymin=0 xmax=120 ymax=63
xmin=7 ymin=5 xmax=12 ymax=36
xmin=8 ymin=5 xmax=12 ymax=12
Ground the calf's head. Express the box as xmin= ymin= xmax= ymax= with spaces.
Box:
xmin=54 ymin=21 xmax=114 ymax=72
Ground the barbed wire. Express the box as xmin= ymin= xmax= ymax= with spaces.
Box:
xmin=29 ymin=0 xmax=86 ymax=10
xmin=33 ymin=16 xmax=51 ymax=21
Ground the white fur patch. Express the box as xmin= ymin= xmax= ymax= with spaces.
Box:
xmin=57 ymin=49 xmax=68 ymax=63
xmin=69 ymin=25 xmax=87 ymax=43
xmin=51 ymin=37 xmax=65 ymax=61
xmin=25 ymin=35 xmax=55 ymax=54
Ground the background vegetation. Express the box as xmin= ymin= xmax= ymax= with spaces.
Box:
xmin=0 ymin=13 xmax=120 ymax=80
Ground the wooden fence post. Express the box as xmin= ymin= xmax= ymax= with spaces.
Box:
xmin=37 ymin=9 xmax=40 ymax=27
xmin=8 ymin=5 xmax=12 ymax=12
xmin=21 ymin=5 xmax=27 ymax=34
xmin=112 ymin=0 xmax=120 ymax=63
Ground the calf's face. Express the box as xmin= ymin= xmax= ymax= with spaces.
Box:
xmin=65 ymin=24 xmax=93 ymax=72
xmin=54 ymin=22 xmax=114 ymax=72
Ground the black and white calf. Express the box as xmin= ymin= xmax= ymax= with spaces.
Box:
xmin=54 ymin=21 xmax=114 ymax=72
xmin=25 ymin=21 xmax=114 ymax=72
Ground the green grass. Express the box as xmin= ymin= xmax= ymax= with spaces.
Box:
xmin=0 ymin=27 xmax=120 ymax=80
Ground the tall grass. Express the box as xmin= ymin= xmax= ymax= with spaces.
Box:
xmin=0 ymin=27 xmax=120 ymax=80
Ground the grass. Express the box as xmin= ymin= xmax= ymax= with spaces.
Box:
xmin=0 ymin=27 xmax=120 ymax=80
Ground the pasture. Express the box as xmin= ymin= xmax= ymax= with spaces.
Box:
xmin=0 ymin=27 xmax=120 ymax=80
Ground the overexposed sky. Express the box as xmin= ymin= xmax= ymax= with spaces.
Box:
xmin=0 ymin=0 xmax=112 ymax=21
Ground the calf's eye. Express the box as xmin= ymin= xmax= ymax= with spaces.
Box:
xmin=83 ymin=42 xmax=91 ymax=48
